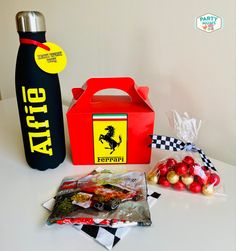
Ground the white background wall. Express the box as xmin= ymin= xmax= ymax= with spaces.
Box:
xmin=0 ymin=0 xmax=236 ymax=165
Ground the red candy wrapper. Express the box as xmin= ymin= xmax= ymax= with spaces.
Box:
xmin=47 ymin=169 xmax=151 ymax=227
xmin=149 ymin=111 xmax=223 ymax=197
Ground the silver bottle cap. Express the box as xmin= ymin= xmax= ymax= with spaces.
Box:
xmin=16 ymin=11 xmax=46 ymax=32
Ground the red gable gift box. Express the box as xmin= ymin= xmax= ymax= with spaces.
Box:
xmin=67 ymin=77 xmax=154 ymax=165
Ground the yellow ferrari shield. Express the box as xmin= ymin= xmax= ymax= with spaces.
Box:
xmin=93 ymin=114 xmax=127 ymax=164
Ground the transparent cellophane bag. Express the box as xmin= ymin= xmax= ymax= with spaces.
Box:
xmin=148 ymin=111 xmax=224 ymax=197
xmin=47 ymin=169 xmax=152 ymax=227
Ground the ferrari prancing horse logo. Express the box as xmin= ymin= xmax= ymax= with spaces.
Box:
xmin=99 ymin=125 xmax=122 ymax=154
xmin=93 ymin=114 xmax=127 ymax=164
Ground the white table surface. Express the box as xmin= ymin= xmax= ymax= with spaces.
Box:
xmin=0 ymin=98 xmax=236 ymax=251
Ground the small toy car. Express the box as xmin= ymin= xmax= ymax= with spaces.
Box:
xmin=57 ymin=182 xmax=142 ymax=212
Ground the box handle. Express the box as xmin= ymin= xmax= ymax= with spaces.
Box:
xmin=78 ymin=77 xmax=146 ymax=104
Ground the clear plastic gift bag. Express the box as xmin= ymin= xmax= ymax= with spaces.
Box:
xmin=148 ymin=111 xmax=223 ymax=196
xmin=47 ymin=169 xmax=152 ymax=227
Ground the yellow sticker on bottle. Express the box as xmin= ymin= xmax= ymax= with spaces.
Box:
xmin=34 ymin=42 xmax=67 ymax=74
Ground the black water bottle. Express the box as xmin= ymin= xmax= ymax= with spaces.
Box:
xmin=15 ymin=11 xmax=66 ymax=170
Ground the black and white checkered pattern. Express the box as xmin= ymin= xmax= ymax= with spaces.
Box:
xmin=151 ymin=135 xmax=185 ymax=151
xmin=43 ymin=191 xmax=161 ymax=250
xmin=151 ymin=134 xmax=217 ymax=172
xmin=197 ymin=148 xmax=216 ymax=171
xmin=75 ymin=191 xmax=161 ymax=250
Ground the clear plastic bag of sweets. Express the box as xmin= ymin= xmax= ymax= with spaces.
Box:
xmin=148 ymin=111 xmax=222 ymax=196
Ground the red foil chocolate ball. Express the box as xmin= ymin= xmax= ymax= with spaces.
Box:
xmin=183 ymin=156 xmax=195 ymax=165
xmin=208 ymin=173 xmax=220 ymax=186
xmin=173 ymin=180 xmax=186 ymax=191
xmin=158 ymin=176 xmax=171 ymax=187
xmin=196 ymin=176 xmax=205 ymax=186
xmin=188 ymin=164 xmax=195 ymax=176
xmin=158 ymin=163 xmax=169 ymax=176
xmin=175 ymin=162 xmax=188 ymax=176
xmin=166 ymin=158 xmax=177 ymax=168
xmin=189 ymin=181 xmax=202 ymax=193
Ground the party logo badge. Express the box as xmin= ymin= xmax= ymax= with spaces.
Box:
xmin=93 ymin=114 xmax=127 ymax=164
xmin=196 ymin=13 xmax=223 ymax=33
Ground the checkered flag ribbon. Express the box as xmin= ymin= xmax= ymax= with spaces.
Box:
xmin=150 ymin=135 xmax=217 ymax=172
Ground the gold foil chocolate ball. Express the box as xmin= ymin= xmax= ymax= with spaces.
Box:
xmin=181 ymin=175 xmax=194 ymax=186
xmin=202 ymin=184 xmax=214 ymax=196
xmin=148 ymin=174 xmax=158 ymax=184
xmin=167 ymin=171 xmax=179 ymax=184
